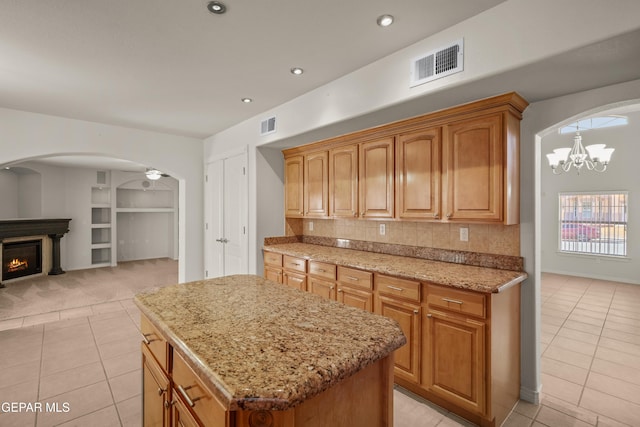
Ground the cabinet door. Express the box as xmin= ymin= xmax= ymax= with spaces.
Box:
xmin=442 ymin=114 xmax=502 ymax=222
xmin=142 ymin=344 xmax=170 ymax=427
xmin=283 ymin=271 xmax=307 ymax=291
xmin=309 ymin=277 xmax=336 ymax=300
xmin=396 ymin=127 xmax=441 ymax=220
xmin=329 ymin=145 xmax=359 ymax=218
xmin=264 ymin=266 xmax=283 ymax=284
xmin=304 ymin=151 xmax=329 ymax=217
xmin=423 ymin=310 xmax=486 ymax=415
xmin=359 ymin=137 xmax=395 ymax=218
xmin=376 ymin=296 xmax=420 ymax=383
xmin=284 ymin=155 xmax=304 ymax=218
xmin=337 ymin=286 xmax=373 ymax=312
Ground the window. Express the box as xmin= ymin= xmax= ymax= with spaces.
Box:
xmin=558 ymin=192 xmax=628 ymax=256
xmin=559 ymin=116 xmax=628 ymax=134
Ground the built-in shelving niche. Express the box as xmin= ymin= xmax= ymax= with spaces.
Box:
xmin=115 ymin=179 xmax=177 ymax=263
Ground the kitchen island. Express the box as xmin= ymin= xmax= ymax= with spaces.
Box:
xmin=135 ymin=274 xmax=406 ymax=427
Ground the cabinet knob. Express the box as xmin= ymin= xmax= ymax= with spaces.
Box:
xmin=427 ymin=313 xmax=432 ymax=318
xmin=446 ymin=212 xmax=452 ymax=218
xmin=164 ymin=400 xmax=170 ymax=409
xmin=413 ymin=309 xmax=419 ymax=315
xmin=337 ymin=289 xmax=343 ymax=293
xmin=353 ymin=212 xmax=358 ymax=218
xmin=433 ymin=213 xmax=439 ymax=219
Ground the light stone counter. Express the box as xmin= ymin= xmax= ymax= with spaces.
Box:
xmin=264 ymin=242 xmax=527 ymax=293
xmin=135 ymin=274 xmax=406 ymax=412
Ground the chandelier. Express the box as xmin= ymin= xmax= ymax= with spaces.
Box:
xmin=546 ymin=130 xmax=615 ymax=174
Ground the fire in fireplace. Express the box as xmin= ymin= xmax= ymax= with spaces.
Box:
xmin=2 ymin=239 xmax=43 ymax=281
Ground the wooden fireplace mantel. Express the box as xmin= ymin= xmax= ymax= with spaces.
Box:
xmin=0 ymin=218 xmax=72 ymax=287
xmin=0 ymin=218 xmax=71 ymax=240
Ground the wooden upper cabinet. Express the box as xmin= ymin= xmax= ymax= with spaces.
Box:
xmin=304 ymin=151 xmax=329 ymax=217
xmin=284 ymin=155 xmax=304 ymax=218
xmin=396 ymin=127 xmax=441 ymax=220
xmin=443 ymin=114 xmax=503 ymax=223
xmin=329 ymin=145 xmax=359 ymax=218
xmin=359 ymin=137 xmax=395 ymax=219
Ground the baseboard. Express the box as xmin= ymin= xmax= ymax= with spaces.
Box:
xmin=542 ymin=268 xmax=639 ymax=285
xmin=520 ymin=384 xmax=541 ymax=405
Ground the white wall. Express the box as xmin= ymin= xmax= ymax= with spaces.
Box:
xmin=0 ymin=108 xmax=204 ymax=283
xmin=541 ymin=115 xmax=639 ymax=284
xmin=17 ymin=172 xmax=41 ymax=218
xmin=0 ymin=170 xmax=20 ymax=218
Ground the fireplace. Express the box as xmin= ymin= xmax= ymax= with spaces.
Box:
xmin=2 ymin=239 xmax=43 ymax=281
xmin=0 ymin=219 xmax=71 ymax=287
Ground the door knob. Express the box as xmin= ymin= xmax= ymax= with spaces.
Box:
xmin=215 ymin=238 xmax=229 ymax=243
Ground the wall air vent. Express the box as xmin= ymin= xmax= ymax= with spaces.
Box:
xmin=260 ymin=116 xmax=277 ymax=136
xmin=410 ymin=39 xmax=464 ymax=88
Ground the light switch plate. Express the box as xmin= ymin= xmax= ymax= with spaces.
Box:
xmin=379 ymin=224 xmax=386 ymax=236
xmin=309 ymin=221 xmax=314 ymax=231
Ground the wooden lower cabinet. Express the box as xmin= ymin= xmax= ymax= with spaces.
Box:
xmin=375 ymin=295 xmax=420 ymax=383
xmin=337 ymin=285 xmax=373 ymax=312
xmin=262 ymin=251 xmax=521 ymax=427
xmin=142 ymin=344 xmax=171 ymax=427
xmin=264 ymin=266 xmax=283 ymax=284
xmin=422 ymin=309 xmax=486 ymax=415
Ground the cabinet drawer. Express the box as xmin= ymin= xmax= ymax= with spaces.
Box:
xmin=337 ymin=266 xmax=373 ymax=290
xmin=376 ymin=274 xmax=420 ymax=302
xmin=283 ymin=255 xmax=307 ymax=273
xmin=309 ymin=261 xmax=336 ymax=280
xmin=141 ymin=315 xmax=168 ymax=372
xmin=264 ymin=251 xmax=283 ymax=267
xmin=172 ymin=349 xmax=229 ymax=427
xmin=426 ymin=284 xmax=486 ymax=318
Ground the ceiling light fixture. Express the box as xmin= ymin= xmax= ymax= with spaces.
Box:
xmin=376 ymin=14 xmax=394 ymax=27
xmin=145 ymin=168 xmax=163 ymax=180
xmin=207 ymin=1 xmax=226 ymax=14
xmin=241 ymin=98 xmax=252 ymax=103
xmin=290 ymin=67 xmax=304 ymax=75
xmin=546 ymin=127 xmax=615 ymax=174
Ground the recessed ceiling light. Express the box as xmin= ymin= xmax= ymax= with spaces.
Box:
xmin=376 ymin=14 xmax=394 ymax=27
xmin=241 ymin=98 xmax=253 ymax=103
xmin=290 ymin=67 xmax=304 ymax=75
xmin=207 ymin=1 xmax=226 ymax=14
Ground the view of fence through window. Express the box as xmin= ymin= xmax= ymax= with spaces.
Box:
xmin=559 ymin=192 xmax=628 ymax=256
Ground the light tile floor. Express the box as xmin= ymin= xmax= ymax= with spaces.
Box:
xmin=1 ymin=268 xmax=639 ymax=426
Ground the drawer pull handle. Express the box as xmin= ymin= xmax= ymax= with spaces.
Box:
xmin=345 ymin=276 xmax=359 ymax=281
xmin=289 ymin=263 xmax=301 ymax=267
xmin=177 ymin=385 xmax=201 ymax=408
xmin=141 ymin=333 xmax=156 ymax=345
xmin=442 ymin=297 xmax=464 ymax=305
xmin=317 ymin=268 xmax=326 ymax=272
xmin=387 ymin=285 xmax=404 ymax=292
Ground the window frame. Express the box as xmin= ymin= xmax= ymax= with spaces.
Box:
xmin=557 ymin=191 xmax=628 ymax=258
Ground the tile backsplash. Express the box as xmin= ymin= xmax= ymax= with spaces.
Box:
xmin=286 ymin=218 xmax=520 ymax=257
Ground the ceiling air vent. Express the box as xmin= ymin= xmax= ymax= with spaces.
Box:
xmin=260 ymin=116 xmax=277 ymax=136
xmin=410 ymin=39 xmax=464 ymax=88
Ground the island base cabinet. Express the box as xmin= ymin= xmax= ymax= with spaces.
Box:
xmin=235 ymin=355 xmax=395 ymax=427
xmin=142 ymin=344 xmax=170 ymax=427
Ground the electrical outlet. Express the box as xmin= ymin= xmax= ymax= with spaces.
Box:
xmin=309 ymin=221 xmax=314 ymax=231
xmin=379 ymin=224 xmax=386 ymax=236
xmin=459 ymin=227 xmax=469 ymax=242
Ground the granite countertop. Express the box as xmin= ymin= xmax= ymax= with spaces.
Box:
xmin=264 ymin=242 xmax=526 ymax=293
xmin=135 ymin=274 xmax=406 ymax=411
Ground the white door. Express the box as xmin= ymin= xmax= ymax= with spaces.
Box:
xmin=205 ymin=151 xmax=248 ymax=278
